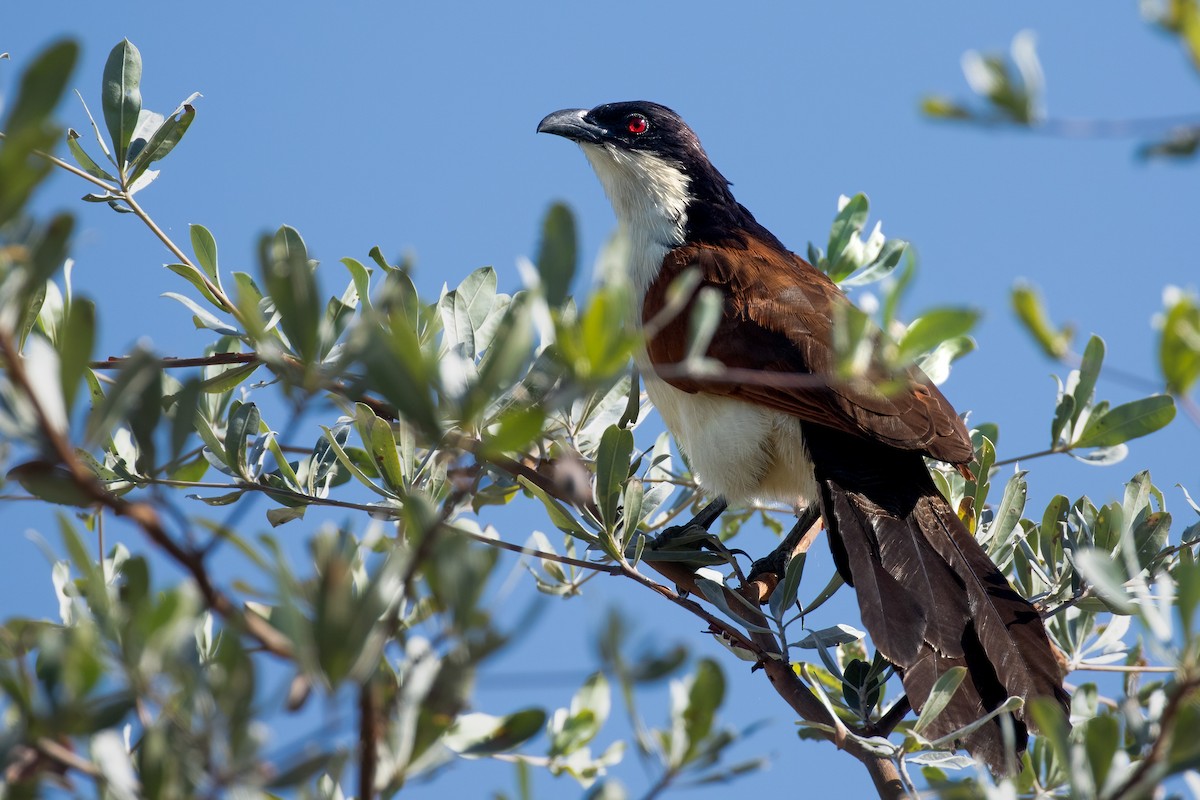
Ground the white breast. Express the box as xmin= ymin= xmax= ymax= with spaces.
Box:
xmin=644 ymin=374 xmax=817 ymax=508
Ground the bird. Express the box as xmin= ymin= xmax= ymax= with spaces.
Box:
xmin=537 ymin=101 xmax=1068 ymax=773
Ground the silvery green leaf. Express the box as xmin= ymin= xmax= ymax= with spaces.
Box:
xmin=23 ymin=335 xmax=68 ymax=435
xmin=926 ymin=697 xmax=1023 ymax=748
xmin=66 ymin=129 xmax=116 ymax=181
xmin=1073 ymin=395 xmax=1176 ymax=449
xmin=1074 ymin=548 xmax=1136 ymax=614
xmin=162 ymin=292 xmax=239 ymax=335
xmin=905 ymin=752 xmax=976 ymax=769
xmin=101 ymin=39 xmax=142 ymax=168
xmin=1069 ymin=444 xmax=1129 ymax=465
xmin=91 ymin=730 xmax=139 ymax=800
xmin=694 ymin=577 xmax=774 ymax=633
xmin=768 ymin=553 xmax=805 ymax=623
xmin=794 ymin=623 xmax=864 ymax=650
xmin=913 ymin=666 xmax=967 ymax=735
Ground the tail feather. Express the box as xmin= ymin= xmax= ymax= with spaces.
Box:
xmin=905 ymin=635 xmax=1026 ymax=774
xmin=916 ymin=495 xmax=1070 ymax=713
xmin=807 ymin=428 xmax=1068 ymax=775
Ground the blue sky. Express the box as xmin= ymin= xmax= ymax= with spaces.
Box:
xmin=4 ymin=3 xmax=1198 ymax=797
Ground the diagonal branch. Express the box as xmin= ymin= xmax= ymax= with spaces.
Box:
xmin=0 ymin=329 xmax=294 ymax=660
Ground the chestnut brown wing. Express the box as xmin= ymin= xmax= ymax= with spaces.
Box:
xmin=642 ymin=238 xmax=973 ymax=465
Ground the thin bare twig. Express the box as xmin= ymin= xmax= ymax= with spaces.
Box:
xmin=35 ymin=737 xmax=103 ymax=779
xmin=90 ymin=352 xmax=259 ymax=370
xmin=1071 ymin=663 xmax=1177 ymax=674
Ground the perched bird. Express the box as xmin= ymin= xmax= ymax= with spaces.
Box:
xmin=538 ymin=101 xmax=1068 ymax=772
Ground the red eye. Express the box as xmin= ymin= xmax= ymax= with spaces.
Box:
xmin=626 ymin=115 xmax=648 ymax=134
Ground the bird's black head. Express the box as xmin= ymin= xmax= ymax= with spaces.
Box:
xmin=538 ymin=101 xmax=704 ymax=160
xmin=538 ymin=101 xmax=778 ymax=250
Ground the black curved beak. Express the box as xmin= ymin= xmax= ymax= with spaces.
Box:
xmin=537 ymin=108 xmax=606 ymax=144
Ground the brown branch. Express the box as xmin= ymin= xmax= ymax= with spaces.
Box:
xmin=358 ymin=681 xmax=379 ymax=800
xmin=0 ymin=330 xmax=294 ymax=660
xmin=456 ymin=527 xmax=620 ymax=574
xmin=90 ymin=352 xmax=259 ymax=370
xmin=639 ymin=544 xmax=905 ymax=799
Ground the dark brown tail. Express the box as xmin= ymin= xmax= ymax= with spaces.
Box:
xmin=805 ymin=427 xmax=1069 ymax=774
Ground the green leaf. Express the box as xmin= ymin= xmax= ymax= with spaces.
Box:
xmin=8 ymin=461 xmax=94 ymax=507
xmin=262 ymin=226 xmax=321 ymax=363
xmin=318 ymin=425 xmax=394 ymax=499
xmin=368 ymin=416 xmax=405 ymax=492
xmin=101 ymin=39 xmax=142 ymax=169
xmin=5 ymin=40 xmax=78 ymax=135
xmin=446 ymin=709 xmax=547 ymax=755
xmin=449 ymin=265 xmax=497 ymax=355
xmin=58 ymin=298 xmax=95 ymax=415
xmin=987 ymin=470 xmax=1027 ymax=567
xmin=65 ymin=129 xmax=115 ymax=182
xmin=841 ymin=239 xmax=908 ymax=288
xmin=913 ymin=666 xmax=966 ymax=735
xmin=190 ymin=224 xmax=221 ymax=288
xmin=167 ymin=378 xmax=202 ymax=466
xmin=127 ymin=99 xmax=196 ymax=184
xmin=620 ymin=478 xmax=643 ymax=552
xmin=84 ymin=348 xmax=160 ymax=447
xmin=1071 ymin=335 xmax=1105 ymax=429
xmin=197 ymin=360 xmax=260 ymax=394
xmin=919 ymin=95 xmax=973 ymax=120
xmin=681 ymin=659 xmax=725 ymax=759
xmin=465 ymin=296 xmax=534 ymax=420
xmin=841 ymin=658 xmax=882 ymax=716
xmin=1011 ymin=282 xmax=1072 ymax=359
xmin=1074 ymin=549 xmax=1135 ymax=614
xmin=1176 ymin=552 xmax=1200 ymax=638
xmin=1073 ymin=395 xmax=1176 ymax=448
xmin=1039 ymin=494 xmax=1070 ymax=566
xmin=595 ymin=425 xmax=634 ymax=534
xmin=518 ymin=476 xmax=595 ymax=542
xmin=359 ymin=323 xmax=440 ymax=440
xmin=1082 ymin=714 xmax=1118 ymax=790
xmin=1160 ymin=290 xmax=1200 ymax=395
xmin=897 ymin=308 xmax=980 ymax=361
xmin=826 ymin=193 xmax=869 ymax=278
xmin=127 ymin=363 xmax=164 ymax=475
xmin=480 ymin=406 xmax=544 ymax=457
xmin=1050 ymin=386 xmax=1076 ymax=446
xmin=769 ymin=552 xmax=806 ymax=622
xmin=0 ymin=41 xmax=78 ymax=223
xmin=225 ymin=402 xmax=261 ymax=479
xmin=165 ymin=263 xmax=224 ymax=308
xmin=266 ymin=506 xmax=306 ymax=527
xmin=536 ymin=202 xmax=577 ymax=307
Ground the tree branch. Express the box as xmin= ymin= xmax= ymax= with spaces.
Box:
xmin=0 ymin=329 xmax=294 ymax=660
xmin=358 ymin=681 xmax=379 ymax=800
xmin=90 ymin=352 xmax=259 ymax=370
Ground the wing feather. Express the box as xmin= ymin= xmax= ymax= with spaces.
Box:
xmin=642 ymin=238 xmax=973 ymax=464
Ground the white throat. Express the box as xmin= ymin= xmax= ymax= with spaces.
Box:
xmin=580 ymin=143 xmax=692 ymax=295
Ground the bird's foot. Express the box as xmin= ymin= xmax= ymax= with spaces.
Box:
xmin=745 ymin=505 xmax=822 ymax=597
xmin=641 ymin=498 xmax=733 ymax=566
